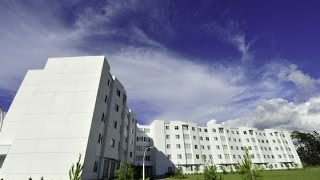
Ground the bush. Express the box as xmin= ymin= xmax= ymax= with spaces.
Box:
xmin=236 ymin=148 xmax=262 ymax=180
xmin=203 ymin=162 xmax=223 ymax=180
xmin=69 ymin=154 xmax=83 ymax=180
xmin=115 ymin=159 xmax=134 ymax=180
xmin=173 ymin=166 xmax=185 ymax=179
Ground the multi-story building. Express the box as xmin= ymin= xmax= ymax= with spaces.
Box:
xmin=136 ymin=120 xmax=302 ymax=176
xmin=0 ymin=56 xmax=137 ymax=180
xmin=0 ymin=56 xmax=302 ymax=179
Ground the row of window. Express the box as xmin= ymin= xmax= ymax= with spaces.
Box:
xmin=136 ymin=136 xmax=151 ymax=142
xmin=136 ymin=155 xmax=151 ymax=161
xmin=164 ymin=125 xmax=286 ymax=138
xmin=165 ymin=134 xmax=289 ymax=146
xmin=166 ymin=153 xmax=295 ymax=161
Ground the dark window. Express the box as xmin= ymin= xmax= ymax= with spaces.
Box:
xmin=98 ymin=134 xmax=103 ymax=144
xmin=93 ymin=161 xmax=99 ymax=172
xmin=104 ymin=95 xmax=108 ymax=103
xmin=107 ymin=79 xmax=111 ymax=86
xmin=115 ymin=104 xmax=119 ymax=112
xmin=101 ymin=113 xmax=105 ymax=122
xmin=114 ymin=121 xmax=117 ymax=129
xmin=117 ymin=89 xmax=121 ymax=97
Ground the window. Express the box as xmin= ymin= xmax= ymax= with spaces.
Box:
xmin=236 ymin=131 xmax=239 ymax=134
xmin=114 ymin=121 xmax=117 ymax=129
xmin=182 ymin=125 xmax=188 ymax=130
xmin=175 ymin=135 xmax=180 ymax=139
xmin=201 ymin=145 xmax=205 ymax=149
xmin=251 ymin=138 xmax=256 ymax=142
xmin=186 ymin=153 xmax=192 ymax=159
xmin=130 ymin=152 xmax=132 ymax=158
xmin=224 ymin=154 xmax=230 ymax=159
xmin=216 ymin=145 xmax=220 ymax=150
xmin=166 ymin=144 xmax=171 ymax=149
xmin=192 ymin=127 xmax=195 ymax=131
xmin=185 ymin=144 xmax=191 ymax=149
xmin=115 ymin=104 xmax=119 ymax=112
xmin=110 ymin=139 xmax=115 ymax=147
xmin=165 ymin=126 xmax=170 ymax=130
xmin=198 ymin=128 xmax=202 ymax=132
xmin=270 ymin=133 xmax=273 ymax=136
xmin=101 ymin=113 xmax=105 ymax=122
xmin=231 ymin=146 xmax=234 ymax=150
xmin=212 ymin=128 xmax=216 ymax=132
xmin=104 ymin=95 xmax=108 ymax=103
xmin=209 ymin=155 xmax=213 ymax=159
xmin=233 ymin=155 xmax=236 ymax=159
xmin=218 ymin=155 xmax=222 ymax=159
xmin=167 ymin=154 xmax=171 ymax=159
xmin=116 ymin=89 xmax=121 ymax=97
xmin=200 ymin=136 xmax=203 ymax=140
xmin=214 ymin=137 xmax=218 ymax=141
xmin=195 ymin=145 xmax=198 ymax=149
xmin=202 ymin=155 xmax=206 ymax=160
xmin=246 ymin=138 xmax=250 ymax=142
xmin=176 ymin=144 xmax=181 ymax=149
xmin=183 ymin=134 xmax=190 ymax=139
xmin=175 ymin=126 xmax=179 ymax=130
xmin=207 ymin=146 xmax=211 ymax=150
xmin=177 ymin=154 xmax=182 ymax=159
xmin=107 ymin=79 xmax=111 ymax=86
xmin=98 ymin=134 xmax=103 ymax=144
xmin=206 ymin=137 xmax=210 ymax=141
xmin=243 ymin=131 xmax=247 ymax=134
xmin=219 ymin=128 xmax=224 ymax=133
xmin=196 ymin=155 xmax=200 ymax=159
xmin=220 ymin=136 xmax=226 ymax=141
xmin=166 ymin=135 xmax=170 ymax=139
xmin=222 ymin=145 xmax=228 ymax=150
xmin=93 ymin=161 xmax=99 ymax=172
xmin=193 ymin=135 xmax=196 ymax=140
xmin=204 ymin=128 xmax=208 ymax=132
xmin=145 ymin=155 xmax=150 ymax=161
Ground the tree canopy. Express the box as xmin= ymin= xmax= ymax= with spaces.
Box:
xmin=291 ymin=131 xmax=320 ymax=166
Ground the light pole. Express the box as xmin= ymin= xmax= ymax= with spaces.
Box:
xmin=143 ymin=146 xmax=155 ymax=180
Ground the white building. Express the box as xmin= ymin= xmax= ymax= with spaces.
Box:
xmin=0 ymin=56 xmax=137 ymax=180
xmin=0 ymin=56 xmax=302 ymax=179
xmin=137 ymin=120 xmax=302 ymax=176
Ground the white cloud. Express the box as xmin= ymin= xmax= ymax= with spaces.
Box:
xmin=1 ymin=0 xmax=320 ymax=131
xmin=225 ymin=96 xmax=320 ymax=132
xmin=108 ymin=48 xmax=247 ymax=124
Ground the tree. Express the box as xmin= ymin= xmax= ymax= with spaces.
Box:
xmin=69 ymin=154 xmax=83 ymax=180
xmin=203 ymin=161 xmax=223 ymax=180
xmin=236 ymin=147 xmax=262 ymax=180
xmin=115 ymin=159 xmax=134 ymax=180
xmin=291 ymin=131 xmax=320 ymax=166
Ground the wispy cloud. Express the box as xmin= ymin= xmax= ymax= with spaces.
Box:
xmin=1 ymin=0 xmax=320 ymax=132
xmin=202 ymin=17 xmax=254 ymax=63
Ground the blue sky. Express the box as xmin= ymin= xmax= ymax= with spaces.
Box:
xmin=1 ymin=0 xmax=320 ymax=131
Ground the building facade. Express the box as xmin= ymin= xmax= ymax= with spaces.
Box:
xmin=137 ymin=120 xmax=302 ymax=176
xmin=0 ymin=56 xmax=137 ymax=180
xmin=0 ymin=56 xmax=302 ymax=179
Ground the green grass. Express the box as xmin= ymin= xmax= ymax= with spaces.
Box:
xmin=166 ymin=167 xmax=320 ymax=180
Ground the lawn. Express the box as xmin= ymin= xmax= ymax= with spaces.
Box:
xmin=166 ymin=167 xmax=320 ymax=180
